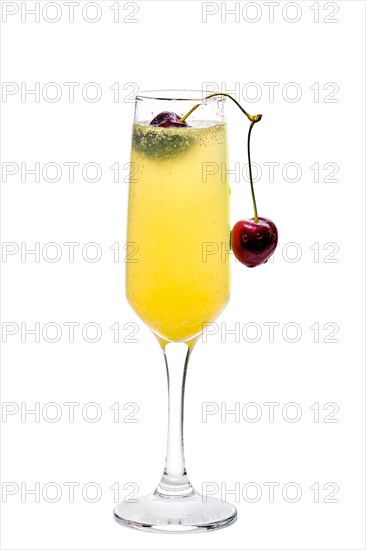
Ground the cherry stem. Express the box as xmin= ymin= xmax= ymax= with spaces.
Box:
xmin=179 ymin=92 xmax=261 ymax=223
xmin=247 ymin=121 xmax=259 ymax=223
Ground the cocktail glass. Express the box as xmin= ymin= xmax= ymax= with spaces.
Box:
xmin=114 ymin=91 xmax=236 ymax=532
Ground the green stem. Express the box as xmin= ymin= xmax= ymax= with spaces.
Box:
xmin=179 ymin=92 xmax=261 ymax=223
xmin=179 ymin=92 xmax=261 ymax=123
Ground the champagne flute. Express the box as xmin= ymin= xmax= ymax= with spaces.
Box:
xmin=114 ymin=90 xmax=236 ymax=532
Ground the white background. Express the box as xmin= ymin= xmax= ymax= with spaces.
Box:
xmin=0 ymin=1 xmax=365 ymax=549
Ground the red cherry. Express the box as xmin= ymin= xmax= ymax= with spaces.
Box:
xmin=231 ymin=217 xmax=278 ymax=268
xmin=150 ymin=111 xmax=189 ymax=128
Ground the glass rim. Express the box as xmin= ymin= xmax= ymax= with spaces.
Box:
xmin=135 ymin=90 xmax=225 ymax=102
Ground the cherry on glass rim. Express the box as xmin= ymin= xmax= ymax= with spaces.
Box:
xmin=231 ymin=217 xmax=278 ymax=268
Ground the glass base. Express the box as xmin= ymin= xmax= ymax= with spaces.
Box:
xmin=113 ymin=487 xmax=237 ymax=533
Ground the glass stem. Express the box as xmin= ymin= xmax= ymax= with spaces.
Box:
xmin=155 ymin=341 xmax=195 ymax=498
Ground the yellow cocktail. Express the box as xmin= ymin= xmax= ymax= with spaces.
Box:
xmin=126 ymin=122 xmax=230 ymax=342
